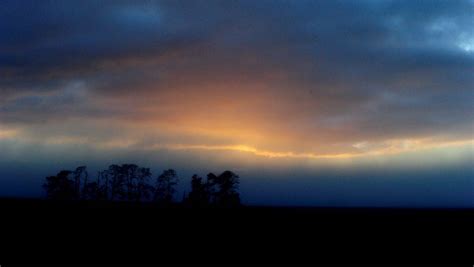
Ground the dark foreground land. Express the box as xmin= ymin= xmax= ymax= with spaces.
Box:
xmin=1 ymin=198 xmax=473 ymax=264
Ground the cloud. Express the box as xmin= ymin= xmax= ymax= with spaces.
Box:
xmin=0 ymin=0 xmax=473 ymax=156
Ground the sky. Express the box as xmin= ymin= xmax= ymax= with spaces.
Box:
xmin=0 ymin=0 xmax=473 ymax=207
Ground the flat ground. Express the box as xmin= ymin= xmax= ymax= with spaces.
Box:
xmin=1 ymin=198 xmax=472 ymax=264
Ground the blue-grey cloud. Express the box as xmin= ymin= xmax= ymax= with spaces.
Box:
xmin=1 ymin=0 xmax=472 ymax=139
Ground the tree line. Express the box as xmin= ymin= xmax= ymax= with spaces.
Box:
xmin=43 ymin=164 xmax=241 ymax=207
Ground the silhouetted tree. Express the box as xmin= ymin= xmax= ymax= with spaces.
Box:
xmin=43 ymin=165 xmax=241 ymax=206
xmin=135 ymin=167 xmax=154 ymax=202
xmin=97 ymin=170 xmax=110 ymax=200
xmin=83 ymin=181 xmax=100 ymax=200
xmin=122 ymin=164 xmax=138 ymax=201
xmin=96 ymin=164 xmax=154 ymax=202
xmin=154 ymin=169 xmax=179 ymax=204
xmin=43 ymin=170 xmax=75 ymax=200
xmin=214 ymin=170 xmax=240 ymax=207
xmin=108 ymin=164 xmax=126 ymax=201
xmin=205 ymin=172 xmax=219 ymax=204
xmin=186 ymin=174 xmax=209 ymax=207
xmin=73 ymin=166 xmax=88 ymax=200
xmin=194 ymin=171 xmax=241 ymax=207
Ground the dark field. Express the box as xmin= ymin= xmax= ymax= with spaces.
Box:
xmin=1 ymin=198 xmax=472 ymax=264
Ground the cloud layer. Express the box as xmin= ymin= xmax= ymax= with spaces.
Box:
xmin=1 ymin=0 xmax=473 ymax=155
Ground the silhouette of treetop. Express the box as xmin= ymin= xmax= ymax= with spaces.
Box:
xmin=43 ymin=164 xmax=241 ymax=207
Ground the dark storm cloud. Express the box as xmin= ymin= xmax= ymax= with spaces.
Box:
xmin=1 ymin=0 xmax=473 ymax=143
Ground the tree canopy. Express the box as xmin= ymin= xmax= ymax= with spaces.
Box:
xmin=43 ymin=164 xmax=241 ymax=207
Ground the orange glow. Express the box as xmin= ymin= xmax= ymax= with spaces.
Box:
xmin=0 ymin=128 xmax=18 ymax=139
